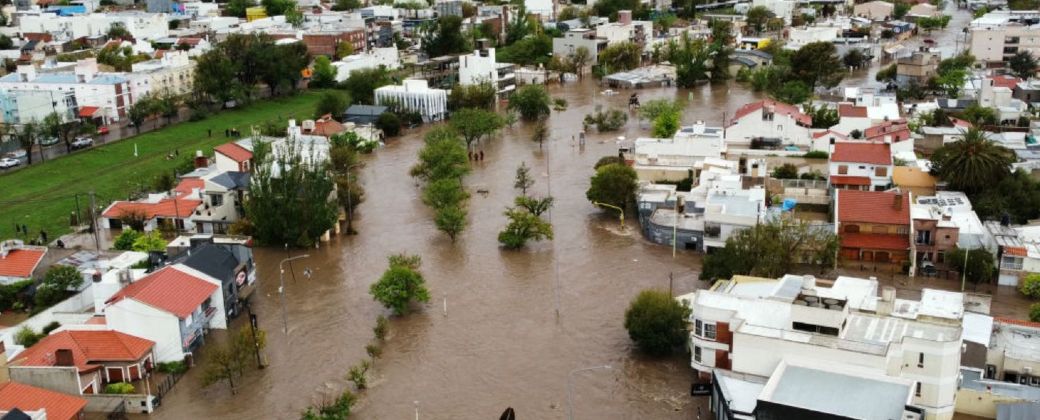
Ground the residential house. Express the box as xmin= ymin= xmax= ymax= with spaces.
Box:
xmin=982 ymin=221 xmax=1036 ymax=287
xmin=896 ymin=50 xmax=941 ymax=88
xmin=176 ymin=165 xmax=250 ymax=235
xmin=331 ymin=47 xmax=400 ymax=82
xmin=457 ymin=47 xmax=516 ymax=99
xmin=173 ymin=236 xmax=255 ymax=319
xmin=893 ymin=166 xmax=938 ymax=196
xmin=918 ymin=126 xmax=967 ymax=155
xmin=680 ymin=274 xmax=965 ymax=420
xmin=552 ymin=28 xmax=608 ymax=65
xmin=724 ymin=100 xmax=814 ymax=151
xmin=854 ymin=1 xmax=895 ymax=21
xmin=978 ymin=76 xmax=1028 ymax=124
xmin=0 ymin=381 xmax=87 ymax=420
xmin=126 ymin=50 xmax=194 ymax=99
xmin=9 ymin=330 xmax=155 ymax=396
xmin=1013 ymin=79 xmax=1040 ymax=105
xmin=100 ymin=177 xmax=204 ymax=232
xmin=969 ymin=19 xmax=1040 ymax=65
xmin=984 ymin=317 xmax=1040 ymax=386
xmin=911 ymin=193 xmax=981 ymax=269
xmin=864 ymin=119 xmax=915 ymax=154
xmin=214 ymin=142 xmax=253 ymax=173
xmin=0 ymin=241 xmax=46 ymax=286
xmin=0 ymin=60 xmax=132 ymax=124
xmin=884 ymin=20 xmax=916 ymax=41
xmin=374 ymin=79 xmax=447 ymax=122
xmin=628 ymin=121 xmax=725 ymax=182
xmin=342 ymin=104 xmax=388 ymax=126
xmin=831 ymin=103 xmax=872 ymax=136
xmin=595 ymin=11 xmax=652 ymax=50
xmin=784 ymin=26 xmax=839 ymax=51
xmin=302 ymin=30 xmax=365 ymax=57
xmin=835 ymin=189 xmax=912 ymax=264
xmin=104 ymin=264 xmax=226 ymax=362
xmin=829 ymin=142 xmax=893 ymax=191
xmin=750 ymin=0 xmax=797 ymax=23
xmin=301 ymin=114 xmax=346 ymax=138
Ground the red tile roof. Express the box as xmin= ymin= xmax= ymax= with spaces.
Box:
xmin=990 ymin=75 xmax=1021 ymax=90
xmin=13 ymin=330 xmax=154 ymax=373
xmin=1004 ymin=246 xmax=1028 ymax=257
xmin=837 ymin=189 xmax=911 ymax=225
xmin=995 ymin=316 xmax=1040 ymax=329
xmin=831 ymin=142 xmax=892 ymax=165
xmin=307 ymin=115 xmax=346 ymax=137
xmin=864 ymin=120 xmax=910 ymax=142
xmin=0 ymin=248 xmax=46 ymax=278
xmin=841 ymin=233 xmax=910 ymax=251
xmin=107 ymin=265 xmax=217 ymax=318
xmin=838 ymin=104 xmax=869 ymax=118
xmin=0 ymin=382 xmax=86 ymax=420
xmin=102 ymin=178 xmax=204 ymax=220
xmin=731 ymin=100 xmax=812 ymax=127
xmin=77 ymin=106 xmax=99 ymax=118
xmin=214 ymin=142 xmax=253 ymax=163
xmin=830 ymin=175 xmax=872 ymax=186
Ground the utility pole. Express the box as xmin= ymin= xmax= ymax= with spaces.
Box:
xmin=245 ymin=299 xmax=265 ymax=369
xmin=547 ymin=131 xmax=561 ymax=319
xmin=88 ymin=191 xmax=100 ymax=251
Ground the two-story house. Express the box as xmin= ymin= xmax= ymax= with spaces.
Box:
xmin=179 ymin=166 xmax=250 ymax=235
xmin=9 ymin=330 xmax=155 ymax=397
xmin=104 ymin=264 xmax=226 ymax=363
xmin=835 ymin=189 xmax=912 ymax=264
xmin=725 ymin=100 xmax=814 ymax=151
xmin=100 ymin=177 xmax=204 ymax=232
xmin=175 ymin=237 xmax=256 ymax=320
xmin=214 ymin=142 xmax=253 ymax=173
xmin=829 ymin=142 xmax=894 ymax=191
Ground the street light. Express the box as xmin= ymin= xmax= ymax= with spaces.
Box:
xmin=567 ymin=365 xmax=612 ymax=420
xmin=279 ymin=253 xmax=310 ymax=335
xmin=592 ymin=202 xmax=625 ymax=230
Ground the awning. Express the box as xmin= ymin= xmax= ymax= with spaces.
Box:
xmin=78 ymin=106 xmax=99 ymax=118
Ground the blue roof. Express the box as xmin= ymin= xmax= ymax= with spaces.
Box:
xmin=0 ymin=73 xmax=127 ymax=85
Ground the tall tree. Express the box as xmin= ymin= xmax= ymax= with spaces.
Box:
xmin=315 ymin=91 xmax=350 ymax=119
xmin=422 ymin=16 xmax=471 ymax=57
xmin=791 ymin=42 xmax=845 ymax=91
xmin=341 ymin=67 xmax=391 ymax=104
xmin=310 ymin=55 xmax=338 ymax=89
xmin=246 ymin=138 xmax=338 ymax=247
xmin=586 ymin=163 xmax=638 ymax=209
xmin=700 ymin=217 xmax=839 ymax=282
xmin=745 ymin=6 xmax=773 ymax=35
xmin=514 ymin=162 xmax=534 ymax=196
xmin=505 ymin=3 xmax=530 ymax=45
xmin=369 ymin=254 xmax=431 ymax=315
xmin=930 ymin=127 xmax=1015 ymax=194
xmin=599 ymin=41 xmax=642 ymax=74
xmin=624 ymin=289 xmax=691 ymax=356
xmin=449 ymin=108 xmax=504 ymax=149
xmin=41 ymin=112 xmax=77 ymax=153
xmin=193 ymin=49 xmax=243 ymax=106
xmin=498 ymin=207 xmax=553 ymax=248
xmin=225 ymin=0 xmax=255 ymax=17
xmin=507 ymin=85 xmax=551 ymax=121
xmin=1009 ymin=51 xmax=1038 ymax=79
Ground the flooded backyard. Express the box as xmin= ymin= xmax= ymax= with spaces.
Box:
xmin=148 ymin=80 xmax=761 ymax=419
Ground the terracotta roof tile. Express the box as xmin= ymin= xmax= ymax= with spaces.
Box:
xmin=107 ymin=265 xmax=217 ymax=318
xmin=0 ymin=248 xmax=46 ymax=278
xmin=1004 ymin=246 xmax=1028 ymax=257
xmin=841 ymin=233 xmax=910 ymax=250
xmin=13 ymin=330 xmax=154 ymax=373
xmin=731 ymin=100 xmax=812 ymax=127
xmin=101 ymin=178 xmax=205 ymax=220
xmin=838 ymin=104 xmax=869 ymax=118
xmin=214 ymin=142 xmax=253 ymax=163
xmin=0 ymin=382 xmax=86 ymax=420
xmin=837 ymin=189 xmax=911 ymax=225
xmin=995 ymin=316 xmax=1040 ymax=329
xmin=830 ymin=175 xmax=872 ymax=186
xmin=990 ymin=75 xmax=1021 ymax=90
xmin=831 ymin=142 xmax=892 ymax=165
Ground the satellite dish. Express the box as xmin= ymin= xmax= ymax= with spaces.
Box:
xmin=499 ymin=407 xmax=516 ymax=420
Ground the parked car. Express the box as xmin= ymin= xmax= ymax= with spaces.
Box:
xmin=71 ymin=136 xmax=93 ymax=150
xmin=920 ymin=261 xmax=937 ymax=277
xmin=97 ymin=126 xmax=109 ymax=135
xmin=3 ymin=150 xmax=26 ymax=160
xmin=0 ymin=157 xmax=19 ymax=169
xmin=38 ymin=137 xmax=59 ymax=146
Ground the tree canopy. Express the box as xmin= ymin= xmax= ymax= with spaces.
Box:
xmin=508 ymin=85 xmax=552 ymax=121
xmin=624 ymin=289 xmax=691 ymax=356
xmin=422 ymin=16 xmax=471 ymax=57
xmin=449 ymin=108 xmax=504 ymax=149
xmin=700 ymin=217 xmax=839 ymax=282
xmin=930 ymin=128 xmax=1015 ymax=194
xmin=586 ymin=163 xmax=638 ymax=210
xmin=369 ymin=254 xmax=431 ymax=315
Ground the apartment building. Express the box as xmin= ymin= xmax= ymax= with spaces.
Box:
xmin=552 ymin=28 xmax=608 ymax=65
xmin=127 ymin=50 xmax=195 ymax=99
xmin=457 ymin=47 xmax=516 ymax=99
xmin=679 ymin=274 xmax=965 ymax=420
xmin=595 ymin=10 xmax=652 ymax=49
xmin=969 ymin=23 xmax=1040 ymax=65
xmin=0 ymin=60 xmax=132 ymax=124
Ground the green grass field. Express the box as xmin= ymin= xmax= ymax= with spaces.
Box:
xmin=0 ymin=91 xmax=325 ymax=239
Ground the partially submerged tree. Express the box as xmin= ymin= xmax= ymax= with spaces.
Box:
xmin=449 ymin=108 xmax=504 ymax=149
xmin=369 ymin=254 xmax=431 ymax=315
xmin=700 ymin=217 xmax=839 ymax=282
xmin=586 ymin=163 xmax=638 ymax=210
xmin=624 ymin=289 xmax=691 ymax=356
xmin=498 ymin=207 xmax=554 ymax=248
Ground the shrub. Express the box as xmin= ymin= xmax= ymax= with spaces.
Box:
xmin=624 ymin=289 xmax=691 ymax=356
xmin=583 ymin=107 xmax=628 ymax=132
xmin=112 ymin=229 xmax=142 ymax=251
xmin=803 ymin=150 xmax=829 ymax=159
xmin=1031 ymin=302 xmax=1040 ymax=322
xmin=302 ymin=390 xmax=355 ymax=419
xmin=373 ymin=315 xmax=388 ymax=340
xmin=347 ymin=360 xmax=370 ymax=390
xmin=15 ymin=326 xmax=44 ymax=347
xmin=365 ymin=343 xmax=382 ymax=359
xmin=0 ymin=280 xmax=32 ymax=312
xmin=157 ymin=361 xmax=188 ymax=374
xmin=376 ymin=112 xmax=401 ymax=137
xmin=41 ymin=321 xmax=61 ymax=335
xmin=1021 ymin=273 xmax=1040 ymax=299
xmin=104 ymin=382 xmax=135 ymax=394
xmin=594 ymin=156 xmax=624 ymax=170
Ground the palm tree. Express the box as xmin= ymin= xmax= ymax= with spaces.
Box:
xmin=931 ymin=127 xmax=1015 ymax=193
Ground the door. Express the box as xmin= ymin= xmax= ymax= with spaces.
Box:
xmin=107 ymin=367 xmax=124 ymax=383
xmin=862 ymin=251 xmax=874 ymax=261
xmin=129 ymin=365 xmax=140 ymax=380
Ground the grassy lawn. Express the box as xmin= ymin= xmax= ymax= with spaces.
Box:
xmin=0 ymin=91 xmax=326 ymax=239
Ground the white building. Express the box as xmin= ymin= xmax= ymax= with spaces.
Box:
xmin=552 ymin=28 xmax=608 ymax=65
xmin=127 ymin=50 xmax=195 ymax=99
xmin=17 ymin=11 xmax=169 ymax=42
xmin=374 ymin=79 xmax=448 ymax=121
xmin=679 ymin=275 xmax=965 ymax=420
xmin=725 ymin=100 xmax=815 ymax=151
xmin=785 ymin=26 xmax=839 ymax=51
xmin=0 ymin=89 xmax=75 ymax=124
xmin=630 ymin=121 xmax=726 ymax=182
xmin=751 ymin=0 xmax=797 ymax=23
xmin=829 ymin=141 xmax=893 ymax=191
xmin=595 ymin=10 xmax=652 ymax=48
xmin=332 ymin=47 xmax=400 ymax=82
xmin=969 ymin=20 xmax=1040 ymax=64
xmin=104 ymin=264 xmax=227 ymax=363
xmin=0 ymin=59 xmax=132 ymax=123
xmin=457 ymin=47 xmax=515 ymax=98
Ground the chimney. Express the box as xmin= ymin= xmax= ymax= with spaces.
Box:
xmin=878 ymin=285 xmax=896 ymax=316
xmin=194 ymin=150 xmax=208 ymax=168
xmin=893 ymin=192 xmax=903 ymax=210
xmin=618 ymin=10 xmax=632 ymax=25
xmin=54 ymin=349 xmax=74 ymax=367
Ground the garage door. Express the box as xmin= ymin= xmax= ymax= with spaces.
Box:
xmin=998 ymin=273 xmax=1020 ymax=287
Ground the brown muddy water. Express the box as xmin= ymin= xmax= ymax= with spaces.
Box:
xmin=147 ymin=79 xmax=762 ymax=419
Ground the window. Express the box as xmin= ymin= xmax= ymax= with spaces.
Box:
xmin=916 ymin=230 xmax=931 ymax=245
xmin=875 ymin=167 xmax=887 ymax=177
xmin=838 ymin=165 xmax=848 ymax=175
xmin=704 ymin=323 xmax=717 ymax=340
xmin=695 ymin=319 xmax=702 ymax=336
xmin=915 ymin=382 xmax=922 ymax=397
xmin=694 ymin=346 xmax=702 ymax=363
xmin=210 ymin=194 xmax=223 ymax=207
xmin=918 ymin=352 xmax=924 ymax=368
xmin=937 ymin=251 xmax=945 ymax=263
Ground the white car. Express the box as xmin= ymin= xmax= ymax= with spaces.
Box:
xmin=71 ymin=136 xmax=93 ymax=150
xmin=0 ymin=157 xmax=19 ymax=169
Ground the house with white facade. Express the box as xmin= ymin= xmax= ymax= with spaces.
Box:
xmin=100 ymin=176 xmax=204 ymax=232
xmin=785 ymin=26 xmax=839 ymax=51
xmin=0 ymin=60 xmax=132 ymax=124
xmin=104 ymin=264 xmax=226 ymax=363
xmin=679 ymin=274 xmax=966 ymax=420
xmin=829 ymin=141 xmax=893 ymax=191
xmin=374 ymin=79 xmax=447 ymax=121
xmin=628 ymin=121 xmax=725 ymax=182
xmin=127 ymin=50 xmax=195 ymax=99
xmin=553 ymin=28 xmax=608 ymax=64
xmin=595 ymin=10 xmax=652 ymax=48
xmin=725 ymin=100 xmax=814 ymax=151
xmin=458 ymin=47 xmax=516 ymax=99
xmin=332 ymin=47 xmax=400 ymax=82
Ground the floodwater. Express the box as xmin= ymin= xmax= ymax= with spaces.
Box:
xmin=150 ymin=79 xmax=762 ymax=419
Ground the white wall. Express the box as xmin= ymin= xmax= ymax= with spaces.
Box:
xmin=105 ymin=298 xmax=184 ymax=362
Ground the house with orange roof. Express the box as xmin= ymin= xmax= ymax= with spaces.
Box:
xmin=724 ymin=100 xmax=816 ymax=151
xmin=103 ymin=264 xmax=225 ymax=362
xmin=99 ymin=177 xmax=205 ymax=233
xmin=835 ymin=189 xmax=912 ymax=264
xmin=0 ymin=241 xmax=47 ymax=285
xmin=214 ymin=141 xmax=253 ymax=173
xmin=9 ymin=329 xmax=155 ymax=398
xmin=830 ymin=103 xmax=873 ymax=135
xmin=0 ymin=381 xmax=87 ymax=420
xmin=828 ymin=142 xmax=894 ymax=191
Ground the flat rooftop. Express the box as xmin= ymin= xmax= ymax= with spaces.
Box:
xmin=761 ymin=363 xmax=912 ymax=420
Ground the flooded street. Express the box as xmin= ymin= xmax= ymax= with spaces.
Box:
xmin=151 ymin=79 xmax=762 ymax=419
